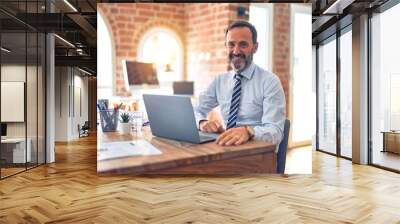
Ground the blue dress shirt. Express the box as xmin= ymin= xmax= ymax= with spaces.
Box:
xmin=194 ymin=62 xmax=286 ymax=150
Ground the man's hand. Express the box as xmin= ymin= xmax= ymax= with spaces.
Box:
xmin=216 ymin=127 xmax=250 ymax=146
xmin=199 ymin=120 xmax=225 ymax=133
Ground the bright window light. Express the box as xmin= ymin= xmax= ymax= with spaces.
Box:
xmin=138 ymin=28 xmax=183 ymax=83
xmin=97 ymin=12 xmax=114 ymax=98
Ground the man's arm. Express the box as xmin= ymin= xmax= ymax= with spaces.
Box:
xmin=252 ymin=75 xmax=286 ymax=148
xmin=194 ymin=78 xmax=219 ymax=128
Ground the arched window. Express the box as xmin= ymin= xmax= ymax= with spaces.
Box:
xmin=137 ymin=28 xmax=183 ymax=84
xmin=97 ymin=11 xmax=114 ymax=98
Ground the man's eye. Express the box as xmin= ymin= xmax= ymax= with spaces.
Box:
xmin=240 ymin=42 xmax=248 ymax=48
xmin=228 ymin=43 xmax=235 ymax=48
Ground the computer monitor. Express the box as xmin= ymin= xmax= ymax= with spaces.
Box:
xmin=122 ymin=60 xmax=159 ymax=85
xmin=173 ymin=81 xmax=194 ymax=95
xmin=1 ymin=123 xmax=7 ymax=137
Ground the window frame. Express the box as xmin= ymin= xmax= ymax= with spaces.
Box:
xmin=315 ymin=24 xmax=353 ymax=160
xmin=249 ymin=3 xmax=273 ymax=72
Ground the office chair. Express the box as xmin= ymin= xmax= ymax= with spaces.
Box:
xmin=277 ymin=119 xmax=290 ymax=174
xmin=79 ymin=121 xmax=90 ymax=138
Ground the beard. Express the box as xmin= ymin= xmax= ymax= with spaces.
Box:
xmin=228 ymin=52 xmax=253 ymax=72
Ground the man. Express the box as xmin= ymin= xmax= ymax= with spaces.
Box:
xmin=194 ymin=20 xmax=286 ymax=149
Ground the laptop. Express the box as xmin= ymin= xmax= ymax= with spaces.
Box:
xmin=143 ymin=94 xmax=219 ymax=144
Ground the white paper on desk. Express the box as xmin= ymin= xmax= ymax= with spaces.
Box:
xmin=98 ymin=140 xmax=162 ymax=161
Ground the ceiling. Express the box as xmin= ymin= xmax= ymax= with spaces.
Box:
xmin=0 ymin=0 xmax=96 ymax=75
xmin=2 ymin=0 xmax=395 ymax=74
xmin=312 ymin=0 xmax=391 ymax=44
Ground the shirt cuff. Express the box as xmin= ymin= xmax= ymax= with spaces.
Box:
xmin=253 ymin=126 xmax=283 ymax=153
xmin=196 ymin=118 xmax=208 ymax=129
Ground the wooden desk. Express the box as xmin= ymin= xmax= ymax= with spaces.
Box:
xmin=1 ymin=138 xmax=31 ymax=165
xmin=97 ymin=127 xmax=277 ymax=175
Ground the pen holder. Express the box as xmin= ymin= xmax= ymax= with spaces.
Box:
xmin=99 ymin=109 xmax=119 ymax=132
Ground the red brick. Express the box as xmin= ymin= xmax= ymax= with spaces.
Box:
xmin=120 ymin=8 xmax=135 ymax=14
xmin=137 ymin=9 xmax=154 ymax=17
xmin=116 ymin=15 xmax=131 ymax=22
xmin=119 ymin=37 xmax=132 ymax=43
xmin=200 ymin=4 xmax=208 ymax=10
xmin=119 ymin=4 xmax=134 ymax=9
xmin=110 ymin=8 xmax=118 ymax=14
xmin=157 ymin=12 xmax=171 ymax=18
xmin=116 ymin=79 xmax=125 ymax=85
xmin=116 ymin=23 xmax=126 ymax=28
xmin=133 ymin=17 xmax=147 ymax=23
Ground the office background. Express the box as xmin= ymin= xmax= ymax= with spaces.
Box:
xmin=0 ymin=0 xmax=97 ymax=179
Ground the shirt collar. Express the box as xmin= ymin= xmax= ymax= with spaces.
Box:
xmin=232 ymin=62 xmax=256 ymax=80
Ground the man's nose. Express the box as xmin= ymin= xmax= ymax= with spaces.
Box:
xmin=232 ymin=45 xmax=241 ymax=55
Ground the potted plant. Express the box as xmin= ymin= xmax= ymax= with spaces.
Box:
xmin=119 ymin=112 xmax=131 ymax=134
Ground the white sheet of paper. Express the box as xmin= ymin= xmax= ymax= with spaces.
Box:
xmin=98 ymin=140 xmax=162 ymax=161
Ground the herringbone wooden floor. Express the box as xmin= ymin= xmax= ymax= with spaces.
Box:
xmin=1 ymin=134 xmax=400 ymax=223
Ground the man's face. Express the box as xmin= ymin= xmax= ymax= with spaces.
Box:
xmin=226 ymin=27 xmax=258 ymax=72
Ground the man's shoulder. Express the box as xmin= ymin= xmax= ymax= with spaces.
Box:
xmin=253 ymin=64 xmax=280 ymax=82
xmin=215 ymin=71 xmax=233 ymax=81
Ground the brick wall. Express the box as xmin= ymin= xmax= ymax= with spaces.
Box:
xmin=98 ymin=3 xmax=186 ymax=96
xmin=273 ymin=4 xmax=291 ymax=115
xmin=185 ymin=3 xmax=249 ymax=94
xmin=98 ymin=3 xmax=291 ymax=112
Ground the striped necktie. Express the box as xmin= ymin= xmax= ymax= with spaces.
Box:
xmin=226 ymin=73 xmax=242 ymax=129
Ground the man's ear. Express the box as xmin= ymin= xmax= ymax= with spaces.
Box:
xmin=253 ymin=42 xmax=259 ymax=53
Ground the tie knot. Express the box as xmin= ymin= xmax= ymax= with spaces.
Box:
xmin=234 ymin=73 xmax=242 ymax=81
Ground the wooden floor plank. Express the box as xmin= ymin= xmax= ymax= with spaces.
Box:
xmin=0 ymin=134 xmax=399 ymax=223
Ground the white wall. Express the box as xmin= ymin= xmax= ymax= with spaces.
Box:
xmin=312 ymin=45 xmax=316 ymax=150
xmin=55 ymin=67 xmax=89 ymax=141
xmin=1 ymin=64 xmax=46 ymax=164
xmin=55 ymin=66 xmax=69 ymax=141
xmin=71 ymin=72 xmax=89 ymax=138
xmin=1 ymin=65 xmax=34 ymax=137
xmin=1 ymin=65 xmax=26 ymax=140
xmin=46 ymin=5 xmax=55 ymax=164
